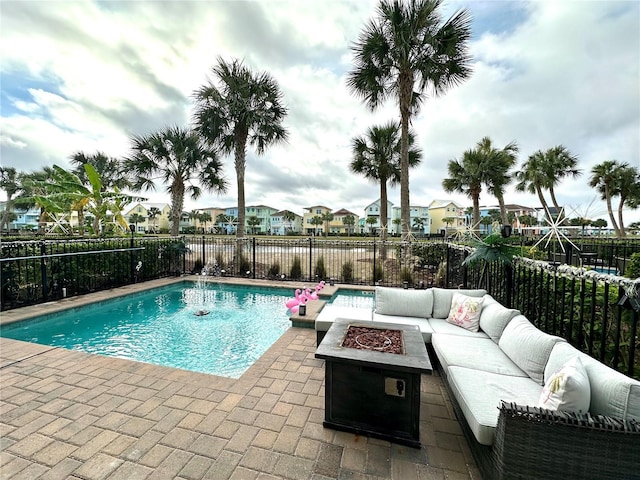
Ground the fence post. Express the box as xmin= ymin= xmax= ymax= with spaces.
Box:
xmin=202 ymin=236 xmax=206 ymax=267
xmin=445 ymin=244 xmax=450 ymax=287
xmin=505 ymin=264 xmax=513 ymax=308
xmin=40 ymin=242 xmax=48 ymax=302
xmin=372 ymin=241 xmax=377 ymax=285
xmin=252 ymin=237 xmax=256 ymax=279
xmin=308 ymin=237 xmax=313 ymax=282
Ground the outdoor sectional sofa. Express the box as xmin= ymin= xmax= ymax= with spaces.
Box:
xmin=315 ymin=287 xmax=640 ymax=480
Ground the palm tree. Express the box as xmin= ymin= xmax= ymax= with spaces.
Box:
xmin=125 ymin=126 xmax=227 ymax=236
xmin=366 ymin=216 xmax=377 ymax=235
xmin=247 ymin=215 xmax=261 ymax=235
xmin=350 ymin=121 xmax=422 ymax=257
xmin=412 ymin=217 xmax=424 ymax=234
xmin=188 ymin=209 xmax=201 ymax=231
xmin=199 ymin=212 xmax=212 ymax=234
xmin=147 ymin=207 xmax=161 ymax=234
xmin=310 ymin=215 xmax=323 ymax=236
xmin=193 ymin=57 xmax=288 ymax=242
xmin=129 ymin=213 xmax=145 ymax=232
xmin=515 ymin=151 xmax=553 ymax=219
xmin=477 ymin=137 xmax=519 ymax=225
xmin=542 ymin=145 xmax=580 ymax=213
xmin=342 ymin=215 xmax=355 ymax=236
xmin=321 ymin=212 xmax=334 ymax=238
xmin=16 ymin=166 xmax=56 ymax=234
xmin=590 ymin=160 xmax=638 ymax=237
xmin=69 ymin=151 xmax=131 ymax=192
xmin=0 ymin=167 xmax=22 ymax=230
xmin=282 ymin=210 xmax=296 ymax=235
xmin=347 ymin=0 xmax=472 ymax=240
xmin=442 ymin=148 xmax=490 ymax=229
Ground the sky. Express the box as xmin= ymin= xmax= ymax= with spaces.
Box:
xmin=1 ymin=0 xmax=639 ymax=225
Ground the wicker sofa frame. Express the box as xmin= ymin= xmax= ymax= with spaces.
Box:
xmin=445 ymin=379 xmax=640 ymax=480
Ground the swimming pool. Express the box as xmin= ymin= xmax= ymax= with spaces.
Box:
xmin=0 ymin=282 xmax=294 ymax=378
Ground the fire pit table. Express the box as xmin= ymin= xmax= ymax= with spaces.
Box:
xmin=315 ymin=320 xmax=432 ymax=448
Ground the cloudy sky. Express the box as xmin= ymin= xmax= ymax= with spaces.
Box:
xmin=1 ymin=0 xmax=639 ymax=225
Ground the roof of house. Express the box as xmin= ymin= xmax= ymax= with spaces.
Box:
xmin=333 ymin=208 xmax=357 ymax=216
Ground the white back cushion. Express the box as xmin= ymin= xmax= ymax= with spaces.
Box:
xmin=499 ymin=315 xmax=565 ymax=384
xmin=374 ymin=287 xmax=433 ymax=318
xmin=479 ymin=296 xmax=520 ymax=343
xmin=546 ymin=342 xmax=640 ymax=420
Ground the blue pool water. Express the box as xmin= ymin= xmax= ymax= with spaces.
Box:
xmin=327 ymin=290 xmax=375 ymax=309
xmin=1 ymin=282 xmax=295 ymax=378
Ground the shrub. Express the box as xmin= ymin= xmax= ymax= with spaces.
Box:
xmin=192 ymin=259 xmax=204 ymax=274
xmin=341 ymin=261 xmax=354 ymax=283
xmin=374 ymin=264 xmax=384 ymax=283
xmin=238 ymin=254 xmax=251 ymax=274
xmin=290 ymin=256 xmax=303 ymax=280
xmin=401 ymin=266 xmax=414 ymax=284
xmin=626 ymin=253 xmax=640 ymax=278
xmin=268 ymin=262 xmax=280 ymax=278
xmin=314 ymin=256 xmax=327 ymax=280
xmin=215 ymin=252 xmax=225 ymax=268
xmin=435 ymin=260 xmax=447 ymax=287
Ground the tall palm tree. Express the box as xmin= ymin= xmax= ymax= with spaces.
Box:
xmin=193 ymin=57 xmax=288 ymax=241
xmin=282 ymin=210 xmax=296 ymax=235
xmin=0 ymin=167 xmax=22 ymax=230
xmin=348 ymin=0 xmax=472 ymax=240
xmin=542 ymin=145 xmax=580 ymax=212
xmin=442 ymin=148 xmax=491 ymax=229
xmin=477 ymin=137 xmax=519 ymax=225
xmin=515 ymin=151 xmax=553 ymax=220
xmin=16 ymin=167 xmax=56 ymax=234
xmin=147 ymin=207 xmax=161 ymax=234
xmin=590 ymin=160 xmax=638 ymax=237
xmin=342 ymin=215 xmax=355 ymax=236
xmin=350 ymin=122 xmax=422 ymax=257
xmin=125 ymin=126 xmax=227 ymax=236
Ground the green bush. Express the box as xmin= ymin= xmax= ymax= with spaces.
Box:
xmin=374 ymin=263 xmax=384 ymax=283
xmin=314 ymin=256 xmax=327 ymax=280
xmin=268 ymin=262 xmax=280 ymax=278
xmin=290 ymin=256 xmax=303 ymax=280
xmin=626 ymin=253 xmax=640 ymax=278
xmin=341 ymin=261 xmax=354 ymax=283
xmin=401 ymin=266 xmax=414 ymax=284
xmin=215 ymin=252 xmax=225 ymax=268
xmin=238 ymin=254 xmax=251 ymax=273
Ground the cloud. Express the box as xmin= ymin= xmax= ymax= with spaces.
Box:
xmin=0 ymin=0 xmax=638 ymax=225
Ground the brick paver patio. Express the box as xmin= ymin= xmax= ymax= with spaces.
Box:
xmin=0 ymin=280 xmax=480 ymax=479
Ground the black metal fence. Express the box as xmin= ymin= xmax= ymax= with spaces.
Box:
xmin=1 ymin=235 xmax=638 ymax=379
xmin=450 ymin=245 xmax=640 ymax=380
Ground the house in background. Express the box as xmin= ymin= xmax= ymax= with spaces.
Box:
xmin=225 ymin=205 xmax=278 ymax=234
xmin=428 ymin=200 xmax=465 ymax=235
xmin=0 ymin=202 xmax=40 ymax=232
xmin=270 ymin=210 xmax=302 ymax=235
xmin=363 ymin=199 xmax=393 ymax=235
xmin=124 ymin=203 xmax=171 ymax=233
xmin=390 ymin=205 xmax=432 ymax=236
xmin=302 ymin=205 xmax=332 ymax=235
xmin=330 ymin=209 xmax=359 ymax=236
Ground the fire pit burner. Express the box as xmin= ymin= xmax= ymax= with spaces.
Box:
xmin=342 ymin=326 xmax=403 ymax=354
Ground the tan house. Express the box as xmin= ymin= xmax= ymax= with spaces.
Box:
xmin=124 ymin=203 xmax=171 ymax=233
xmin=302 ymin=205 xmax=332 ymax=236
xmin=330 ymin=209 xmax=359 ymax=236
xmin=428 ymin=200 xmax=466 ymax=234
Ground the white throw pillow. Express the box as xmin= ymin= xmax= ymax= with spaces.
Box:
xmin=446 ymin=293 xmax=484 ymax=332
xmin=539 ymin=356 xmax=590 ymax=413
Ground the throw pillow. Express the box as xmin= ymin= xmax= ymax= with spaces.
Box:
xmin=446 ymin=293 xmax=484 ymax=332
xmin=539 ymin=356 xmax=591 ymax=412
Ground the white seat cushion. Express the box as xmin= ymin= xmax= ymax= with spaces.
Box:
xmin=447 ymin=366 xmax=543 ymax=445
xmin=429 ymin=319 xmax=490 ymax=339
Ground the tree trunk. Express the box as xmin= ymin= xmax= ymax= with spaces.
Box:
xmin=536 ymin=187 xmax=552 ymax=224
xmin=380 ymin=180 xmax=388 ymax=260
xmin=398 ymin=70 xmax=413 ymax=242
xmin=617 ymin=196 xmax=626 ymax=237
xmin=605 ymin=187 xmax=621 ymax=237
xmin=170 ymin=183 xmax=184 ymax=237
xmin=235 ymin=129 xmax=248 ymax=240
xmin=496 ymin=193 xmax=508 ymax=225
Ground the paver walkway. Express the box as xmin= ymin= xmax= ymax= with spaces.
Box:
xmin=0 ymin=281 xmax=480 ymax=480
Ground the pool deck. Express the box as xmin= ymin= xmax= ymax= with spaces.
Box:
xmin=0 ymin=278 xmax=480 ymax=479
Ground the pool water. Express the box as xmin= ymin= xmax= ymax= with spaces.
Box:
xmin=1 ymin=282 xmax=294 ymax=378
xmin=327 ymin=290 xmax=375 ymax=309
